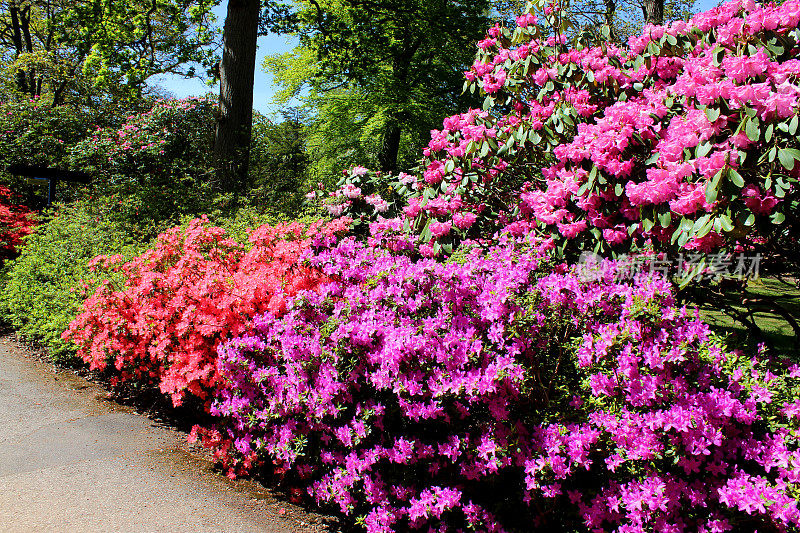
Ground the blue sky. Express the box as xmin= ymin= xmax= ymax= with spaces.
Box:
xmin=148 ymin=3 xmax=298 ymax=115
xmin=151 ymin=0 xmax=720 ymax=116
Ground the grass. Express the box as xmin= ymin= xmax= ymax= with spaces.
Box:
xmin=693 ymin=275 xmax=800 ymax=358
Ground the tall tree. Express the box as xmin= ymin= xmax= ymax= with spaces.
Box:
xmin=266 ymin=0 xmax=492 ymax=176
xmin=0 ymin=0 xmax=218 ymax=104
xmin=213 ymin=0 xmax=260 ymax=194
xmin=641 ymin=0 xmax=664 ymax=25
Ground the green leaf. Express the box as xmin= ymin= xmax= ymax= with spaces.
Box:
xmin=744 ymin=213 xmax=756 ymax=226
xmin=729 ymin=169 xmax=745 ymax=188
xmin=659 ymin=211 xmax=672 ymax=228
xmin=690 ymin=214 xmax=711 ymax=237
xmin=790 ymin=114 xmax=799 ymax=135
xmin=696 ymin=142 xmax=712 ymax=158
xmin=746 ymin=119 xmax=760 ymax=142
xmin=719 ymin=215 xmax=734 ymax=232
xmin=778 ymin=148 xmax=800 ymax=170
xmin=615 ymin=183 xmax=624 ymax=196
xmin=765 ymin=123 xmax=774 ymax=143
xmin=767 ymin=42 xmax=785 ymax=55
xmin=705 ymin=107 xmax=720 ymax=123
xmin=772 ymin=212 xmax=786 ymax=225
xmin=587 ymin=166 xmax=598 ymax=187
xmin=706 ymin=169 xmax=722 ymax=203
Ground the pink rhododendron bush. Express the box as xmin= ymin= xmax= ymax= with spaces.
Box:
xmin=326 ymin=0 xmax=800 ymax=267
xmin=62 ymin=218 xmax=343 ymax=406
xmin=196 ymin=236 xmax=800 ymax=532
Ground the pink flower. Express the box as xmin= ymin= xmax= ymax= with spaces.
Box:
xmin=557 ymin=220 xmax=587 ymax=239
xmin=453 ymin=212 xmax=477 ymax=230
xmin=742 ymin=185 xmax=779 ymax=215
xmin=429 ymin=221 xmax=452 ymax=238
xmin=516 ymin=13 xmax=538 ymax=28
xmin=342 ymin=184 xmax=362 ymax=199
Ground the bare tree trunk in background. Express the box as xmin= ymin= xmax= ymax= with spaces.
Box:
xmin=9 ymin=1 xmax=35 ymax=96
xmin=214 ymin=0 xmax=260 ymax=195
xmin=603 ymin=0 xmax=616 ymax=27
xmin=642 ymin=0 xmax=664 ymax=25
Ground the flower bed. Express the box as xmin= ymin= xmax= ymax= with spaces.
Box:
xmin=199 ymin=236 xmax=800 ymax=532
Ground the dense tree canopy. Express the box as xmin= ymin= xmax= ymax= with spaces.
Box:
xmin=0 ymin=0 xmax=218 ymax=104
xmin=265 ymin=0 xmax=493 ymax=178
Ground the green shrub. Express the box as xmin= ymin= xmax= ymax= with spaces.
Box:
xmin=1 ymin=198 xmax=145 ymax=361
xmin=67 ymin=97 xmax=218 ymax=235
xmin=0 ymin=97 xmax=99 ymax=206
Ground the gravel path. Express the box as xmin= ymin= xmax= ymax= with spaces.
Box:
xmin=0 ymin=335 xmax=336 ymax=533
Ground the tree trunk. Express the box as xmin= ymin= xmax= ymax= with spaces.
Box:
xmin=377 ymin=116 xmax=401 ymax=174
xmin=641 ymin=0 xmax=664 ymax=25
xmin=214 ymin=0 xmax=261 ymax=195
xmin=603 ymin=0 xmax=616 ymax=28
xmin=9 ymin=2 xmax=29 ymax=95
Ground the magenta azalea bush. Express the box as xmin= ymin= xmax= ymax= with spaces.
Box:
xmin=199 ymin=236 xmax=800 ymax=532
xmin=326 ymin=0 xmax=800 ymax=267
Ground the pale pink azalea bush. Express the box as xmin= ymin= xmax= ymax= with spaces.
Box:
xmin=326 ymin=0 xmax=800 ymax=263
xmin=200 ymin=236 xmax=800 ymax=532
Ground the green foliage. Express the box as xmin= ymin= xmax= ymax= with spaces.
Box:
xmin=67 ymin=97 xmax=218 ymax=237
xmin=249 ymin=110 xmax=311 ymax=215
xmin=1 ymin=199 xmax=145 ymax=361
xmin=301 ymin=86 xmax=433 ymax=185
xmin=0 ymin=0 xmax=218 ymax=104
xmin=0 ymin=96 xmax=99 ymax=205
xmin=265 ymin=0 xmax=492 ymax=178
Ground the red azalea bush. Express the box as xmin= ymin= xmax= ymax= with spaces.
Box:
xmin=62 ymin=217 xmax=344 ymax=405
xmin=201 ymin=236 xmax=800 ymax=532
xmin=0 ymin=185 xmax=36 ymax=265
xmin=326 ymin=0 xmax=800 ymax=266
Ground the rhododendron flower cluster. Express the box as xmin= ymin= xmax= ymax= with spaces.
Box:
xmin=63 ymin=218 xmax=342 ymax=405
xmin=199 ymin=236 xmax=800 ymax=532
xmin=74 ymin=97 xmax=214 ymax=164
xmin=0 ymin=185 xmax=35 ymax=265
xmin=324 ymin=0 xmax=800 ymax=264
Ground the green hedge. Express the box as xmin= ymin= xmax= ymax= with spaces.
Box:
xmin=1 ymin=199 xmax=145 ymax=361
